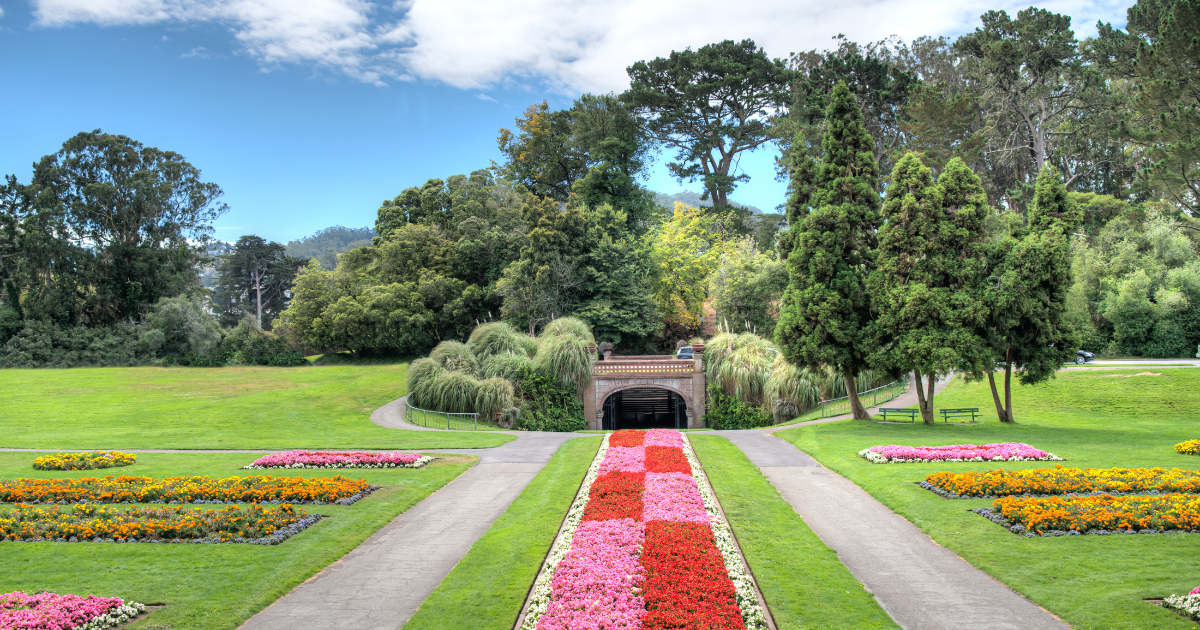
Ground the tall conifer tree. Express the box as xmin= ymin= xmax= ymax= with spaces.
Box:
xmin=776 ymin=82 xmax=881 ymax=420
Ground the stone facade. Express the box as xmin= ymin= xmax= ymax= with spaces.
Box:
xmin=581 ymin=347 xmax=706 ymax=430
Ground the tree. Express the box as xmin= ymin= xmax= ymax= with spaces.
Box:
xmin=708 ymin=236 xmax=787 ymax=335
xmin=573 ymin=204 xmax=660 ymax=346
xmin=870 ymin=154 xmax=990 ymax=424
xmin=776 ymin=82 xmax=882 ymax=420
xmin=622 ymin=39 xmax=792 ymax=207
xmin=496 ymin=196 xmax=588 ymax=335
xmin=213 ymin=236 xmax=305 ymax=330
xmin=648 ymin=203 xmax=734 ymax=339
xmin=982 ymin=165 xmax=1081 ymax=421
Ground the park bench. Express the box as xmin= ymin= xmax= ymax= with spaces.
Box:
xmin=879 ymin=408 xmax=918 ymax=423
xmin=939 ymin=408 xmax=980 ymax=423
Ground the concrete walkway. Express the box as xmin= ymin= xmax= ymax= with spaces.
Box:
xmin=712 ymin=430 xmax=1069 ymax=630
xmin=240 ymin=397 xmax=581 ymax=630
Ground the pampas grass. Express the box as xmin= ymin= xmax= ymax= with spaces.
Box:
xmin=535 ymin=334 xmax=593 ymax=391
xmin=475 ymin=378 xmax=515 ymax=419
xmin=406 ymin=358 xmax=444 ymax=408
xmin=428 ymin=371 xmax=481 ymax=414
xmin=467 ymin=322 xmax=531 ymax=359
xmin=430 ymin=340 xmax=480 ymax=376
xmin=481 ymin=352 xmax=532 ymax=382
xmin=516 ymin=333 xmax=540 ymax=357
xmin=765 ymin=355 xmax=821 ymax=422
xmin=540 ymin=317 xmax=595 ymax=344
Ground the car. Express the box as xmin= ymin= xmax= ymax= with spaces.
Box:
xmin=1074 ymin=350 xmax=1095 ymax=364
xmin=675 ymin=347 xmax=694 ymax=360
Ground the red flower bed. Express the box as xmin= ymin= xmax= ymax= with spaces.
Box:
xmin=610 ymin=430 xmax=646 ymax=448
xmin=645 ymin=446 xmax=692 ymax=474
xmin=583 ymin=472 xmax=644 ymax=522
xmin=641 ymin=521 xmax=745 ymax=630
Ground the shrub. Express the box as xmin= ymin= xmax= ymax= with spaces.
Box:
xmin=765 ymin=356 xmax=820 ymax=422
xmin=514 ymin=366 xmax=585 ymax=432
xmin=475 ymin=377 xmax=515 ymax=419
xmin=0 ymin=320 xmax=150 ymax=368
xmin=702 ymin=387 xmax=772 ymax=430
xmin=541 ymin=317 xmax=595 ymax=344
xmin=467 ymin=321 xmax=531 ymax=359
xmin=218 ymin=321 xmax=307 ymax=366
xmin=140 ymin=296 xmax=222 ymax=359
xmin=534 ymin=334 xmax=593 ymax=391
xmin=429 ymin=340 xmax=481 ymax=376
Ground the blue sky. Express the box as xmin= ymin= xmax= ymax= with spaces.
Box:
xmin=0 ymin=0 xmax=1131 ymax=244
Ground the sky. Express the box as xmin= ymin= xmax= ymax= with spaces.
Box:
xmin=0 ymin=0 xmax=1133 ymax=244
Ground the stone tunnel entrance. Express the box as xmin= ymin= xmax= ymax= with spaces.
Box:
xmin=601 ymin=387 xmax=688 ymax=430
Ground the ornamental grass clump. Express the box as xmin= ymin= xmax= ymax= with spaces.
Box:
xmin=481 ymin=352 xmax=531 ymax=382
xmin=406 ymin=358 xmax=444 ymax=408
xmin=1177 ymin=440 xmax=1200 ymax=456
xmin=923 ymin=465 xmax=1200 ymax=498
xmin=0 ymin=502 xmax=319 ymax=544
xmin=33 ymin=451 xmax=136 ymax=471
xmin=467 ymin=322 xmax=532 ymax=359
xmin=765 ymin=355 xmax=821 ymax=422
xmin=534 ymin=334 xmax=593 ymax=392
xmin=429 ymin=341 xmax=480 ymax=376
xmin=540 ymin=317 xmax=595 ymax=344
xmin=0 ymin=591 xmax=145 ymax=630
xmin=427 ymin=371 xmax=481 ymax=414
xmin=1164 ymin=585 xmax=1200 ymax=621
xmin=475 ymin=378 xmax=515 ymax=420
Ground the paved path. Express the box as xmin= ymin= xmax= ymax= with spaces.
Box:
xmin=712 ymin=430 xmax=1069 ymax=630
xmin=240 ymin=397 xmax=581 ymax=630
xmin=772 ymin=372 xmax=951 ymax=429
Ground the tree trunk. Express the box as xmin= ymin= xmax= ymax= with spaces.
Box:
xmin=988 ymin=371 xmax=1007 ymax=422
xmin=1003 ymin=348 xmax=1014 ymax=423
xmin=255 ymin=270 xmax=263 ymax=330
xmin=925 ymin=371 xmax=937 ymax=425
xmin=843 ymin=365 xmax=872 ymax=420
xmin=914 ymin=370 xmax=933 ymax=424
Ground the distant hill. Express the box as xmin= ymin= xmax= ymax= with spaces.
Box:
xmin=285 ymin=226 xmax=376 ymax=270
xmin=653 ymin=191 xmax=765 ymax=215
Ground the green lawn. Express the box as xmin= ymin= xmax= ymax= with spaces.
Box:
xmin=776 ymin=369 xmax=1200 ymax=630
xmin=0 ymin=365 xmax=513 ymax=449
xmin=0 ymin=451 xmax=475 ymax=630
xmin=690 ymin=435 xmax=899 ymax=630
xmin=404 ymin=436 xmax=601 ymax=630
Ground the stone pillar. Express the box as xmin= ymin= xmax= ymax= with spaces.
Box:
xmin=690 ymin=343 xmax=706 ymax=428
xmin=583 ymin=365 xmax=598 ymax=430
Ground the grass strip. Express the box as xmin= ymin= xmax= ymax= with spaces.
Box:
xmin=0 ymin=365 xmax=512 ymax=449
xmin=775 ymin=369 xmax=1200 ymax=630
xmin=0 ymin=453 xmax=474 ymax=630
xmin=689 ymin=435 xmax=899 ymax=630
xmin=404 ymin=436 xmax=601 ymax=630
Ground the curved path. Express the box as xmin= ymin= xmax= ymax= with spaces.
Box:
xmin=240 ymin=398 xmax=582 ymax=630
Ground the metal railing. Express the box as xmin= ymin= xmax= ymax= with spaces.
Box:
xmin=815 ymin=378 xmax=907 ymax=419
xmin=403 ymin=401 xmax=481 ymax=430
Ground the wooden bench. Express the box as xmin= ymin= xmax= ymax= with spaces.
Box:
xmin=879 ymin=408 xmax=918 ymax=423
xmin=939 ymin=408 xmax=980 ymax=423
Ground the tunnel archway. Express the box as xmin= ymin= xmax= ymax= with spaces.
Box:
xmin=601 ymin=387 xmax=688 ymax=430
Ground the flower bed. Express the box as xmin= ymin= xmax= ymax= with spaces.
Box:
xmin=0 ymin=591 xmax=145 ymax=630
xmin=1164 ymin=585 xmax=1200 ymax=621
xmin=0 ymin=475 xmax=375 ymax=505
xmin=33 ymin=452 xmax=136 ymax=471
xmin=0 ymin=502 xmax=320 ymax=544
xmin=1177 ymin=440 xmax=1200 ymax=456
xmin=972 ymin=493 xmax=1200 ymax=536
xmin=858 ymin=442 xmax=1061 ymax=464
xmin=243 ymin=450 xmax=432 ymax=469
xmin=520 ymin=429 xmax=766 ymax=630
xmin=923 ymin=466 xmax=1200 ymax=498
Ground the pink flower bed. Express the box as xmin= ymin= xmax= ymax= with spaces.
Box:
xmin=642 ymin=473 xmax=708 ymax=523
xmin=858 ymin=442 xmax=1063 ymax=464
xmin=538 ymin=518 xmax=646 ymax=630
xmin=243 ymin=450 xmax=432 ymax=469
xmin=0 ymin=591 xmax=144 ymax=630
xmin=643 ymin=430 xmax=683 ymax=447
xmin=597 ymin=447 xmax=646 ymax=475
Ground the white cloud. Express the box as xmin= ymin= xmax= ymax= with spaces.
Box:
xmin=476 ymin=93 xmax=497 ymax=102
xmin=32 ymin=0 xmax=1131 ymax=91
xmin=0 ymin=6 xmax=6 ymax=18
xmin=182 ymin=45 xmax=215 ymax=58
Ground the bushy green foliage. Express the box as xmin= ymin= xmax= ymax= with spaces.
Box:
xmin=708 ymin=236 xmax=787 ymax=334
xmin=140 ymin=297 xmax=222 ymax=359
xmin=430 ymin=340 xmax=481 ymax=376
xmin=428 ymin=371 xmax=482 ymax=414
xmin=213 ymin=321 xmax=306 ymax=367
xmin=475 ymin=378 xmax=515 ymax=420
xmin=0 ymin=321 xmax=150 ymax=368
xmin=480 ymin=352 xmax=532 ymax=382
xmin=513 ymin=366 xmax=585 ymax=432
xmin=702 ymin=386 xmax=773 ymax=430
xmin=533 ymin=333 xmax=593 ymax=391
xmin=467 ymin=322 xmax=531 ymax=359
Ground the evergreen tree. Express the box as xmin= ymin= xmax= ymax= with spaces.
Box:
xmin=212 ymin=236 xmax=305 ymax=330
xmin=870 ymin=154 xmax=990 ymax=424
xmin=573 ymin=204 xmax=660 ymax=346
xmin=983 ymin=165 xmax=1081 ymax=422
xmin=775 ymin=81 xmax=882 ymax=420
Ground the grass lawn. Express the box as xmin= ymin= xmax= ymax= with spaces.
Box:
xmin=776 ymin=368 xmax=1200 ymax=630
xmin=690 ymin=435 xmax=899 ymax=630
xmin=0 ymin=451 xmax=475 ymax=630
xmin=404 ymin=436 xmax=601 ymax=630
xmin=0 ymin=365 xmax=513 ymax=449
